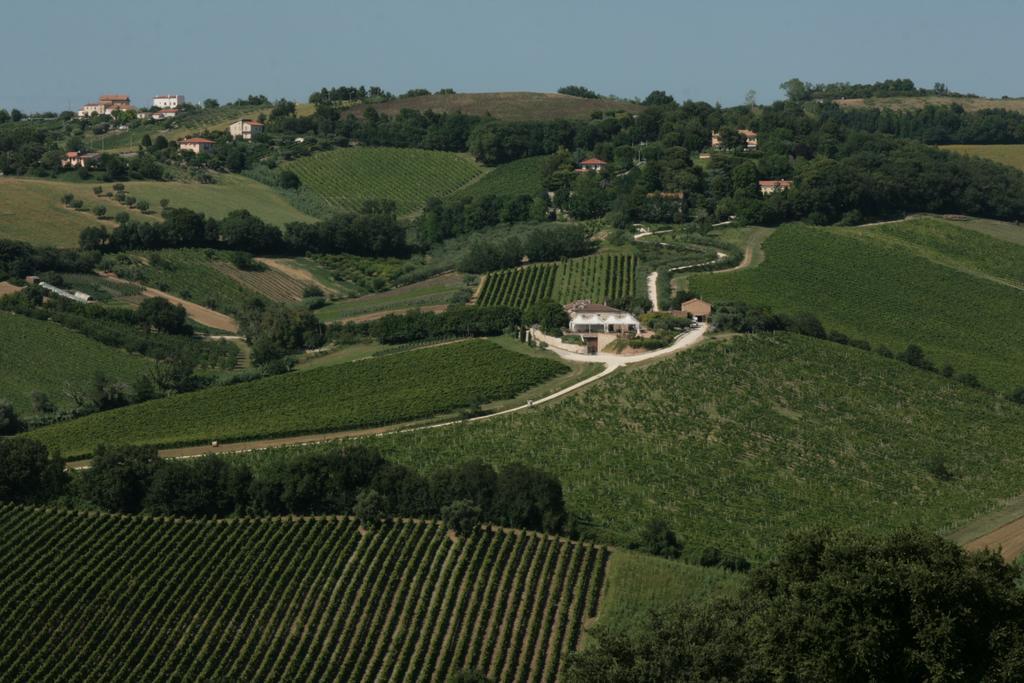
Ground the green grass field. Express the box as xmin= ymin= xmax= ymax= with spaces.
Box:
xmin=316 ymin=272 xmax=467 ymax=322
xmin=691 ymin=219 xmax=1024 ymax=391
xmin=103 ymin=249 xmax=268 ymax=314
xmin=453 ymin=155 xmax=550 ymax=199
xmin=345 ymin=91 xmax=644 ymax=121
xmin=30 ymin=339 xmax=568 ymax=457
xmin=351 ymin=334 xmax=1024 ymax=561
xmin=0 ymin=504 xmax=607 ymax=682
xmin=286 ymin=147 xmax=483 ymax=215
xmin=0 ymin=312 xmax=154 ymax=415
xmin=0 ymin=178 xmax=158 ymax=247
xmin=113 ymin=174 xmax=316 ymax=225
xmin=940 ymin=144 xmax=1024 ymax=172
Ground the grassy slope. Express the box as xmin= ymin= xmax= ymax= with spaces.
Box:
xmin=364 ymin=333 xmax=1024 ymax=560
xmin=286 ymin=147 xmax=482 ymax=215
xmin=691 ymin=219 xmax=1024 ymax=391
xmin=0 ymin=505 xmax=605 ymax=682
xmin=940 ymin=144 xmax=1024 ymax=172
xmin=0 ymin=312 xmax=153 ymax=414
xmin=30 ymin=339 xmax=569 ymax=457
xmin=452 ymin=155 xmax=550 ymax=199
xmin=0 ymin=178 xmax=158 ymax=247
xmin=835 ymin=96 xmax=1024 ymax=112
xmin=114 ymin=174 xmax=315 ymax=225
xmin=345 ymin=91 xmax=644 ymax=121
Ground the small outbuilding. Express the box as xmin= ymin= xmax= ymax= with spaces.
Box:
xmin=681 ymin=297 xmax=712 ymax=323
xmin=577 ymin=158 xmax=609 ymax=173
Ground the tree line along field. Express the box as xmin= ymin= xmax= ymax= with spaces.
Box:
xmin=478 ymin=254 xmax=639 ymax=308
xmin=0 ymin=504 xmax=608 ymax=682
xmin=343 ymin=91 xmax=645 ymax=121
xmin=285 ymin=147 xmax=484 ymax=215
xmin=29 ymin=339 xmax=569 ymax=458
xmin=357 ymin=334 xmax=1024 ymax=561
xmin=691 ymin=219 xmax=1024 ymax=391
xmin=0 ymin=312 xmax=154 ymax=415
xmin=453 ymin=155 xmax=550 ymax=200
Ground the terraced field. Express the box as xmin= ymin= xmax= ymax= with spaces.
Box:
xmin=691 ymin=219 xmax=1024 ymax=390
xmin=0 ymin=312 xmax=154 ymax=415
xmin=30 ymin=339 xmax=569 ymax=457
xmin=286 ymin=147 xmax=483 ymax=215
xmin=478 ymin=254 xmax=639 ymax=308
xmin=0 ymin=504 xmax=608 ymax=682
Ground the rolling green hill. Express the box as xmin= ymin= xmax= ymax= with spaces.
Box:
xmin=29 ymin=339 xmax=568 ymax=457
xmin=345 ymin=91 xmax=644 ymax=121
xmin=0 ymin=504 xmax=607 ymax=682
xmin=286 ymin=147 xmax=483 ymax=215
xmin=353 ymin=333 xmax=1024 ymax=561
xmin=940 ymin=144 xmax=1024 ymax=172
xmin=691 ymin=219 xmax=1024 ymax=391
xmin=0 ymin=312 xmax=154 ymax=415
xmin=83 ymin=103 xmax=271 ymax=152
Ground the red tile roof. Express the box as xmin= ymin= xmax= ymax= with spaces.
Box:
xmin=579 ymin=158 xmax=608 ymax=165
xmin=179 ymin=137 xmax=215 ymax=144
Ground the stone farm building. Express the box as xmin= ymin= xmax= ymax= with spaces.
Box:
xmin=178 ymin=137 xmax=215 ymax=154
xmin=229 ymin=119 xmax=265 ymax=140
xmin=759 ymin=179 xmax=793 ymax=195
xmin=565 ymin=301 xmax=640 ymax=334
xmin=78 ymin=94 xmax=135 ymax=118
xmin=61 ymin=151 xmax=101 ymax=169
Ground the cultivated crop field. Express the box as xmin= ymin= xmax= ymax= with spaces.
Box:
xmin=0 ymin=505 xmax=607 ymax=682
xmin=209 ymin=261 xmax=306 ymax=302
xmin=691 ymin=220 xmax=1024 ymax=390
xmin=363 ymin=334 xmax=1024 ymax=560
xmin=104 ymin=249 xmax=269 ymax=314
xmin=30 ymin=339 xmax=569 ymax=457
xmin=454 ymin=155 xmax=550 ymax=199
xmin=286 ymin=147 xmax=483 ymax=215
xmin=478 ymin=254 xmax=639 ymax=308
xmin=0 ymin=312 xmax=154 ymax=415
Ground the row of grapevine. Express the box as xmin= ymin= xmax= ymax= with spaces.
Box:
xmin=477 ymin=254 xmax=640 ymax=310
xmin=0 ymin=504 xmax=609 ymax=682
xmin=286 ymin=147 xmax=482 ymax=214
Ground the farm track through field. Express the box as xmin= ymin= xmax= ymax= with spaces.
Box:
xmin=98 ymin=272 xmax=239 ymax=333
xmin=963 ymin=516 xmax=1024 ymax=561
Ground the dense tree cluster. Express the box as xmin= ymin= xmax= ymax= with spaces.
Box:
xmin=0 ymin=239 xmax=99 ymax=280
xmin=780 ymin=77 xmax=966 ymax=101
xmin=236 ymin=300 xmax=326 ymax=365
xmin=457 ymin=224 xmax=593 ymax=273
xmin=65 ymin=444 xmax=568 ymax=533
xmin=340 ymin=305 xmax=521 ymax=345
xmin=570 ymin=528 xmax=1024 ymax=682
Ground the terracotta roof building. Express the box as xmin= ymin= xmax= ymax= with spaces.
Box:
xmin=681 ymin=297 xmax=712 ymax=322
xmin=178 ymin=137 xmax=215 ymax=154
xmin=577 ymin=158 xmax=609 ymax=172
xmin=759 ymin=179 xmax=793 ymax=195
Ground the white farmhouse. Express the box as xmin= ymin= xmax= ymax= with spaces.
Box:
xmin=229 ymin=119 xmax=265 ymax=140
xmin=153 ymin=94 xmax=185 ymax=109
xmin=565 ymin=301 xmax=640 ymax=334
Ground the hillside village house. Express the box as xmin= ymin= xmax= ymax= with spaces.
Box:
xmin=61 ymin=151 xmax=101 ymax=169
xmin=178 ymin=137 xmax=215 ymax=154
xmin=681 ymin=297 xmax=712 ymax=323
xmin=710 ymin=129 xmax=758 ymax=150
xmin=759 ymin=179 xmax=793 ymax=195
xmin=152 ymin=94 xmax=185 ymax=109
xmin=229 ymin=119 xmax=264 ymax=140
xmin=576 ymin=158 xmax=608 ymax=172
xmin=77 ymin=94 xmax=134 ymax=117
xmin=565 ymin=301 xmax=641 ymax=334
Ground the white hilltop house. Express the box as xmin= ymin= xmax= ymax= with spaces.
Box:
xmin=565 ymin=301 xmax=640 ymax=334
xmin=153 ymin=94 xmax=185 ymax=109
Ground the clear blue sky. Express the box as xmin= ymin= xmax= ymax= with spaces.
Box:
xmin=3 ymin=0 xmax=1021 ymax=113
